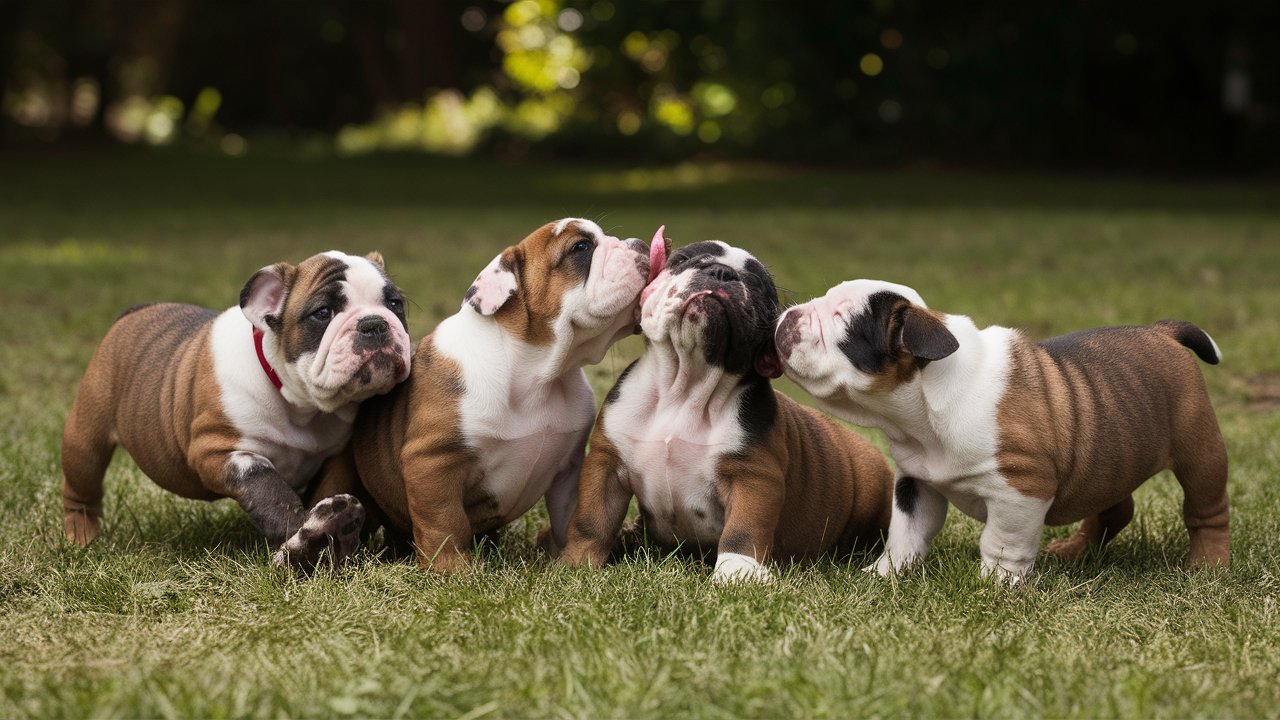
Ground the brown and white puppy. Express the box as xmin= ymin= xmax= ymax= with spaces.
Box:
xmin=335 ymin=218 xmax=654 ymax=572
xmin=775 ymin=279 xmax=1229 ymax=584
xmin=560 ymin=238 xmax=894 ymax=583
xmin=62 ymin=251 xmax=412 ymax=569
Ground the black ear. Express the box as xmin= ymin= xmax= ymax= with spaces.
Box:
xmin=900 ymin=306 xmax=959 ymax=361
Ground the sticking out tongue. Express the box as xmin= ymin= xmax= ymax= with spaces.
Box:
xmin=648 ymin=225 xmax=669 ymax=285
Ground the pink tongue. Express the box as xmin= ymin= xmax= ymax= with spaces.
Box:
xmin=648 ymin=225 xmax=668 ymax=284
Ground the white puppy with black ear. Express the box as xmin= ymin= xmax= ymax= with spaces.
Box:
xmin=775 ymin=280 xmax=1229 ymax=584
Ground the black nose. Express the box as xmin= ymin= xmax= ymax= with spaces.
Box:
xmin=357 ymin=315 xmax=389 ymax=340
xmin=706 ymin=264 xmax=737 ymax=283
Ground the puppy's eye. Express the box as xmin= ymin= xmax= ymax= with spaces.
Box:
xmin=310 ymin=307 xmax=333 ymax=323
xmin=570 ymin=239 xmax=594 ymax=254
xmin=385 ymin=296 xmax=404 ymax=313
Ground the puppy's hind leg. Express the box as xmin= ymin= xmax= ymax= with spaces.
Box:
xmin=979 ymin=493 xmax=1052 ymax=586
xmin=1044 ymin=495 xmax=1134 ymax=559
xmin=61 ymin=384 xmax=116 ymax=546
xmin=1173 ymin=418 xmax=1230 ymax=568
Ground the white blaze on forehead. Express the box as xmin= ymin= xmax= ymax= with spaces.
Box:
xmin=709 ymin=241 xmax=756 ymax=272
xmin=833 ymin=279 xmax=928 ymax=310
xmin=322 ymin=250 xmax=388 ymax=304
xmin=553 ymin=217 xmax=604 ymax=237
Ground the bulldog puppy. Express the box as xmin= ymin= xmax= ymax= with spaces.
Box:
xmin=62 ymin=251 xmax=412 ymax=570
xmin=775 ymin=279 xmax=1229 ymax=584
xmin=560 ymin=236 xmax=894 ymax=584
xmin=337 ymin=218 xmax=654 ymax=572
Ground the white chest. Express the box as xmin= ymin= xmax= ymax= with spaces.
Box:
xmin=470 ymin=428 xmax=586 ymax=524
xmin=606 ymin=373 xmax=746 ymax=549
xmin=211 ymin=309 xmax=356 ymax=491
xmin=456 ymin=370 xmax=597 ymax=526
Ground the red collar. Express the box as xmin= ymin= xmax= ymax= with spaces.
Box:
xmin=252 ymin=329 xmax=284 ymax=391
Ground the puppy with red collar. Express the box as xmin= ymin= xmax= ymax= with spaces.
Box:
xmin=775 ymin=279 xmax=1229 ymax=583
xmin=560 ymin=235 xmax=894 ymax=583
xmin=334 ymin=218 xmax=655 ymax=572
xmin=62 ymin=251 xmax=412 ymax=569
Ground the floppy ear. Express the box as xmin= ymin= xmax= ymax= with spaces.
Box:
xmin=900 ymin=305 xmax=959 ymax=361
xmin=365 ymin=251 xmax=385 ymax=269
xmin=754 ymin=343 xmax=783 ymax=379
xmin=463 ymin=249 xmax=518 ymax=316
xmin=240 ymin=262 xmax=296 ymax=333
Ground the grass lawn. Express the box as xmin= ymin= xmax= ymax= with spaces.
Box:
xmin=2 ymin=149 xmax=1278 ymax=718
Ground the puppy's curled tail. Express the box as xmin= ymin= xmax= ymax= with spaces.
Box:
xmin=1154 ymin=320 xmax=1221 ymax=365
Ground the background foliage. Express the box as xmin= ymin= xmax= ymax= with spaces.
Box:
xmin=3 ymin=0 xmax=1279 ymax=169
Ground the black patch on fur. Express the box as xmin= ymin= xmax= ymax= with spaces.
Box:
xmin=1156 ymin=319 xmax=1220 ymax=364
xmin=719 ymin=530 xmax=753 ymax=556
xmin=838 ymin=291 xmax=904 ymax=374
xmin=224 ymin=458 xmax=308 ymax=544
xmin=604 ymin=359 xmax=639 ymax=405
xmin=287 ymin=256 xmax=349 ymax=362
xmin=894 ymin=476 xmax=918 ymax=515
xmin=1039 ymin=327 xmax=1143 ymax=373
xmin=667 ymin=241 xmax=725 ymax=271
xmin=383 ymin=285 xmax=408 ymax=331
xmin=562 ymin=234 xmax=595 ymax=282
xmin=737 ymin=375 xmax=778 ymax=448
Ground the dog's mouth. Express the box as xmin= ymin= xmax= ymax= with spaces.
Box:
xmin=352 ymin=349 xmax=409 ymax=387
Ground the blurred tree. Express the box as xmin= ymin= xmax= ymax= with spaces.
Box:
xmin=0 ymin=0 xmax=1276 ymax=169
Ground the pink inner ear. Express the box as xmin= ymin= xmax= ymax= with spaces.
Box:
xmin=243 ymin=271 xmax=287 ymax=330
xmin=465 ymin=261 xmax=518 ymax=315
xmin=756 ymin=350 xmax=783 ymax=379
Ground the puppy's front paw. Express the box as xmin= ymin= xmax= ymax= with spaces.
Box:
xmin=980 ymin=559 xmax=1032 ymax=588
xmin=275 ymin=494 xmax=365 ymax=573
xmin=712 ymin=552 xmax=774 ymax=585
xmin=863 ymin=551 xmax=910 ymax=577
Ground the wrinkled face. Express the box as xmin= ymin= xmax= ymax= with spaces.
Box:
xmin=774 ymin=279 xmax=957 ymax=405
xmin=241 ymin=251 xmax=413 ymax=412
xmin=640 ymin=240 xmax=782 ymax=377
xmin=464 ymin=218 xmax=653 ymax=349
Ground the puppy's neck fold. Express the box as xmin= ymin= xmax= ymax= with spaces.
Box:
xmin=645 ymin=338 xmax=745 ymax=421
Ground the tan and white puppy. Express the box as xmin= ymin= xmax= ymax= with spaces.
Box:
xmin=560 ymin=239 xmax=894 ymax=584
xmin=775 ymin=279 xmax=1229 ymax=583
xmin=336 ymin=218 xmax=654 ymax=572
xmin=62 ymin=251 xmax=412 ymax=569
